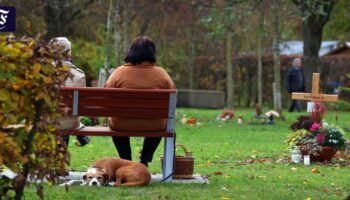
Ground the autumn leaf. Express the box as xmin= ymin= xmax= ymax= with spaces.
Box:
xmin=33 ymin=63 xmax=41 ymax=74
xmin=0 ymin=35 xmax=70 ymax=199
xmin=213 ymin=171 xmax=224 ymax=175
xmin=311 ymin=168 xmax=319 ymax=173
xmin=21 ymin=156 xmax=29 ymax=164
xmin=42 ymin=76 xmax=53 ymax=84
xmin=0 ymin=89 xmax=10 ymax=102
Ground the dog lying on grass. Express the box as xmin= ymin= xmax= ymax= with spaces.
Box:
xmin=83 ymin=157 xmax=151 ymax=187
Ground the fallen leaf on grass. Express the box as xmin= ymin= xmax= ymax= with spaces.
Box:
xmin=220 ymin=197 xmax=230 ymax=200
xmin=311 ymin=168 xmax=319 ymax=173
xmin=223 ymin=174 xmax=231 ymax=178
xmin=291 ymin=167 xmax=297 ymax=171
xmin=305 ymin=197 xmax=311 ymax=200
xmin=257 ymin=175 xmax=267 ymax=179
xmin=221 ymin=187 xmax=228 ymax=191
xmin=322 ymin=188 xmax=330 ymax=193
xmin=213 ymin=171 xmax=224 ymax=175
xmin=335 ymin=191 xmax=342 ymax=196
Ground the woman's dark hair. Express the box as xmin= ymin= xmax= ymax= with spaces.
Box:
xmin=124 ymin=36 xmax=156 ymax=65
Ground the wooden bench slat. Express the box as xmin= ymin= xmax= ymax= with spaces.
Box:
xmin=61 ymin=98 xmax=169 ymax=109
xmin=79 ymin=91 xmax=170 ymax=100
xmin=60 ymin=127 xmax=173 ymax=137
xmin=60 ymin=88 xmax=176 ymax=100
xmin=80 ymin=98 xmax=169 ymax=109
xmin=78 ymin=107 xmax=169 ymax=118
xmin=60 ymin=87 xmax=176 ymax=93
xmin=61 ymin=91 xmax=169 ymax=100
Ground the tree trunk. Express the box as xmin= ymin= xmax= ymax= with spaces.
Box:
xmin=294 ymin=0 xmax=336 ymax=91
xmin=302 ymin=21 xmax=322 ymax=91
xmin=225 ymin=31 xmax=234 ymax=109
xmin=122 ymin=2 xmax=131 ymax=55
xmin=14 ymin=100 xmax=44 ymax=200
xmin=257 ymin=6 xmax=264 ymax=108
xmin=272 ymin=0 xmax=282 ymax=111
xmin=189 ymin=2 xmax=196 ymax=90
xmin=43 ymin=0 xmax=66 ymax=40
xmin=114 ymin=0 xmax=123 ymax=66
xmin=43 ymin=0 xmax=95 ymax=41
xmin=104 ymin=0 xmax=113 ymax=78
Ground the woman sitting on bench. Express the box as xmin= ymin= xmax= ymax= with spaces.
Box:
xmin=105 ymin=36 xmax=176 ymax=167
xmin=49 ymin=37 xmax=90 ymax=147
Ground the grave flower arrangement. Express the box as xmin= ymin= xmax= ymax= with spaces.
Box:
xmin=287 ymin=116 xmax=348 ymax=156
xmin=287 ymin=102 xmax=348 ymax=160
xmin=287 ymin=116 xmax=348 ymax=161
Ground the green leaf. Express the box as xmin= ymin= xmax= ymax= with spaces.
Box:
xmin=0 ymin=89 xmax=10 ymax=102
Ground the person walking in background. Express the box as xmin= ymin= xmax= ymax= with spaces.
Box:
xmin=49 ymin=37 xmax=90 ymax=147
xmin=105 ymin=36 xmax=176 ymax=167
xmin=286 ymin=58 xmax=305 ymax=112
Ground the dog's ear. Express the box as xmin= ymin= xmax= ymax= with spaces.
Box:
xmin=83 ymin=174 xmax=87 ymax=181
xmin=102 ymin=173 xmax=109 ymax=185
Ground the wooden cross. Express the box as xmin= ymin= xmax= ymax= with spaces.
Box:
xmin=292 ymin=73 xmax=338 ymax=102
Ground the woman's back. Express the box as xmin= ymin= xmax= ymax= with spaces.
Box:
xmin=105 ymin=62 xmax=175 ymax=132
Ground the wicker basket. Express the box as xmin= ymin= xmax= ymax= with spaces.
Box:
xmin=160 ymin=144 xmax=194 ymax=179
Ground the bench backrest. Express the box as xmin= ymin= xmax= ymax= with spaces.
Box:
xmin=60 ymin=87 xmax=177 ymax=120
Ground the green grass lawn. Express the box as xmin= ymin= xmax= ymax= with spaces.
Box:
xmin=24 ymin=108 xmax=350 ymax=200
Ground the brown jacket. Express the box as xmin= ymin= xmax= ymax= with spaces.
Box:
xmin=105 ymin=62 xmax=176 ymax=131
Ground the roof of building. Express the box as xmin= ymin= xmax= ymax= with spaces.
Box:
xmin=323 ymin=42 xmax=350 ymax=56
xmin=279 ymin=40 xmax=340 ymax=56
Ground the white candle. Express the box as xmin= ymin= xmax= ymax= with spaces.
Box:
xmin=304 ymin=155 xmax=310 ymax=166
xmin=292 ymin=153 xmax=302 ymax=163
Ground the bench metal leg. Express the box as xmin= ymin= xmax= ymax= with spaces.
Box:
xmin=162 ymin=136 xmax=174 ymax=182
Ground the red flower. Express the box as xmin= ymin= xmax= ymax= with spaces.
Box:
xmin=309 ymin=122 xmax=321 ymax=132
xmin=316 ymin=133 xmax=326 ymax=145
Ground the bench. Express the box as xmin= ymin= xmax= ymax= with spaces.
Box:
xmin=59 ymin=87 xmax=177 ymax=182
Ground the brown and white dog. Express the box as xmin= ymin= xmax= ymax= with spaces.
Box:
xmin=83 ymin=157 xmax=151 ymax=187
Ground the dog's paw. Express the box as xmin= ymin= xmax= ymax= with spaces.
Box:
xmin=108 ymin=182 xmax=115 ymax=186
xmin=114 ymin=181 xmax=121 ymax=187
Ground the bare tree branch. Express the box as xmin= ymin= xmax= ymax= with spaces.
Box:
xmin=64 ymin=0 xmax=96 ymax=25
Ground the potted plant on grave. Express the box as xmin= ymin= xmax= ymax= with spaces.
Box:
xmin=286 ymin=102 xmax=348 ymax=162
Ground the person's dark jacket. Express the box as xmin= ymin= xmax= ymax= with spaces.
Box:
xmin=286 ymin=67 xmax=305 ymax=93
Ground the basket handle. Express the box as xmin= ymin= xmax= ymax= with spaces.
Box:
xmin=176 ymin=144 xmax=192 ymax=156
